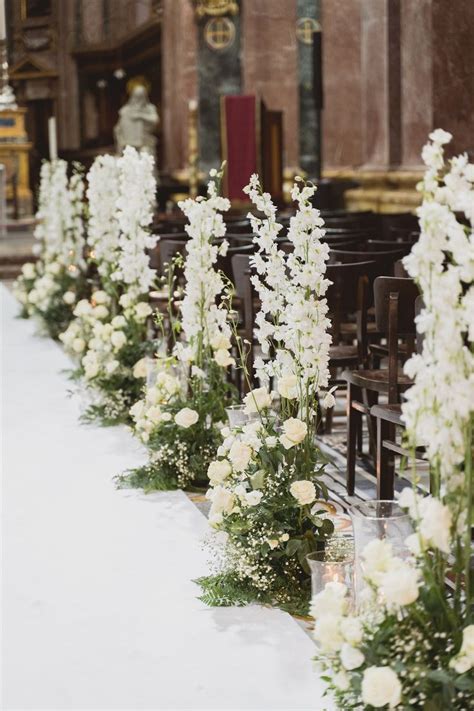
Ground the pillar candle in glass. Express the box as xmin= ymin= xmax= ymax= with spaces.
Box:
xmin=307 ymin=549 xmax=355 ymax=604
xmin=349 ymin=500 xmax=413 ymax=602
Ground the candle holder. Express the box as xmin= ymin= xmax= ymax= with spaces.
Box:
xmin=307 ymin=548 xmax=355 ymax=604
xmin=225 ymin=404 xmax=249 ymax=428
xmin=349 ymin=500 xmax=413 ymax=604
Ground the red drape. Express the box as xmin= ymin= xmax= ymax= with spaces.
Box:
xmin=221 ymin=95 xmax=257 ymax=202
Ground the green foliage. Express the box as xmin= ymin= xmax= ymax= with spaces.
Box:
xmin=195 ymin=571 xmax=311 ymax=617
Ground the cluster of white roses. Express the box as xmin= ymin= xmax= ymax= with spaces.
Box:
xmin=244 ymin=175 xmax=332 ymax=406
xmin=61 ymin=289 xmax=152 ymax=383
xmin=176 ymin=174 xmax=234 ymax=368
xmin=402 ymin=129 xmax=474 ymax=485
xmin=130 ymin=366 xmax=183 ymax=442
xmin=14 ymin=159 xmax=86 ymax=321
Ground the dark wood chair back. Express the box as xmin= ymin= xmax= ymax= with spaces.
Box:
xmin=330 ymin=248 xmax=407 ymax=276
xmin=374 ymin=276 xmax=419 ymax=403
xmin=326 ymin=260 xmax=377 ymax=346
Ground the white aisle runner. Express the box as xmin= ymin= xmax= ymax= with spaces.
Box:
xmin=1 ymin=286 xmax=333 ymax=711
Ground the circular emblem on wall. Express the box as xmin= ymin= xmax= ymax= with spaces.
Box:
xmin=296 ymin=17 xmax=321 ymax=45
xmin=204 ymin=17 xmax=236 ymax=51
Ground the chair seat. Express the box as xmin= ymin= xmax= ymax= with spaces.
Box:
xmin=343 ymin=368 xmax=413 ymax=394
xmin=370 ymin=403 xmax=403 ymax=426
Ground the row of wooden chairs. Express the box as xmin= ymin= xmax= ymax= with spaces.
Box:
xmin=149 ymin=211 xmax=423 ymax=499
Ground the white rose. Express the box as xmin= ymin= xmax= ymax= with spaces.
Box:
xmin=49 ymin=261 xmax=61 ymax=275
xmin=313 ymin=614 xmax=344 ymax=652
xmin=207 ymin=460 xmax=232 ymax=485
xmin=106 ymin=360 xmax=119 ymax=374
xmin=111 ymin=315 xmax=127 ymax=328
xmin=111 ymin=330 xmax=127 ymax=350
xmin=135 ymin=302 xmax=152 ymax=320
xmin=332 ymin=670 xmax=350 ymax=691
xmin=243 ymin=387 xmax=272 ymax=414
xmin=156 ymin=372 xmax=180 ymax=396
xmin=72 ymin=337 xmax=85 ymax=353
xmin=207 ymin=485 xmax=235 ymax=517
xmin=214 ymin=348 xmax=235 ymax=368
xmin=361 ymin=666 xmax=402 ymax=709
xmin=311 ymin=581 xmax=348 ymax=618
xmin=419 ymin=497 xmax=452 ymax=554
xmin=130 ymin=400 xmax=146 ymax=421
xmin=289 ymin=479 xmax=316 ymax=506
xmin=161 ymin=412 xmax=172 ymax=422
xmin=340 ymin=643 xmax=365 ymax=671
xmin=280 ymin=418 xmax=308 ymax=449
xmin=450 ymin=625 xmax=474 ymax=674
xmin=228 ymin=440 xmax=253 ymax=472
xmin=22 ymin=262 xmax=36 ymax=279
xmin=74 ymin=299 xmax=91 ymax=317
xmin=63 ymin=291 xmax=76 ymax=305
xmin=322 ymin=390 xmax=336 ymax=409
xmin=93 ymin=290 xmax=109 ymax=304
xmin=210 ymin=334 xmax=232 ymax=350
xmin=133 ymin=357 xmax=148 ymax=379
xmin=93 ymin=304 xmax=109 ymax=320
xmin=277 ymin=374 xmax=298 ymax=400
xmin=265 ymin=436 xmax=277 ymax=448
xmin=119 ymin=293 xmax=133 ymax=308
xmin=146 ymin=406 xmax=162 ymax=424
xmin=245 ymin=490 xmax=263 ymax=506
xmin=361 ymin=539 xmax=395 ymax=584
xmin=340 ymin=616 xmax=363 ymax=644
xmin=174 ymin=407 xmax=199 ymax=428
xmin=379 ymin=562 xmax=419 ymax=607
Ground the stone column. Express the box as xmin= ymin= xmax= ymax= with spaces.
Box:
xmin=161 ymin=0 xmax=198 ymax=174
xmin=242 ymin=0 xmax=299 ymax=169
xmin=321 ymin=0 xmax=363 ymax=168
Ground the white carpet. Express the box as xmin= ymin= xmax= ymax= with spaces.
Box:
xmin=1 ymin=286 xmax=333 ymax=711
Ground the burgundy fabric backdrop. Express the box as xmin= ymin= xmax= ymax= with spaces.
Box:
xmin=222 ymin=95 xmax=257 ymax=202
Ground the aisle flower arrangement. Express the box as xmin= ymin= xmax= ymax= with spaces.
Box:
xmin=61 ymin=147 xmax=158 ymax=425
xmin=197 ymin=176 xmax=335 ymax=614
xmin=13 ymin=160 xmax=88 ymax=338
xmin=312 ymin=130 xmax=474 ymax=710
xmin=118 ymin=168 xmax=237 ymax=490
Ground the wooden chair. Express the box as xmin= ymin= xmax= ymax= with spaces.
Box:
xmin=343 ymin=276 xmax=419 ymax=495
xmin=324 ymin=260 xmax=377 ymax=432
xmin=369 ymin=295 xmax=426 ymax=498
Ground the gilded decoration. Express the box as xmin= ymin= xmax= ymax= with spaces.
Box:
xmin=194 ymin=1 xmax=239 ymax=18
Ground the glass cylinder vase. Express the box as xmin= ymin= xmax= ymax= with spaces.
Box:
xmin=349 ymin=500 xmax=413 ymax=604
xmin=226 ymin=405 xmax=250 ymax=428
xmin=306 ymin=549 xmax=355 ymax=607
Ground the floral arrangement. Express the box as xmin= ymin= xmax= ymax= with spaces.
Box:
xmin=118 ymin=168 xmax=238 ymax=490
xmin=13 ymin=160 xmax=88 ymax=338
xmin=197 ymin=176 xmax=335 ymax=615
xmin=61 ymin=147 xmax=158 ymax=425
xmin=312 ymin=130 xmax=474 ymax=710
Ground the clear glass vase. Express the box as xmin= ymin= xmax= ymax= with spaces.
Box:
xmin=349 ymin=500 xmax=413 ymax=604
xmin=226 ymin=405 xmax=250 ymax=428
xmin=307 ymin=549 xmax=355 ymax=607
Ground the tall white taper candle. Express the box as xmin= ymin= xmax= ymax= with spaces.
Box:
xmin=0 ymin=0 xmax=6 ymax=41
xmin=48 ymin=116 xmax=58 ymax=161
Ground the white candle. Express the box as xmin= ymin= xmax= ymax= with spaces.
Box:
xmin=48 ymin=117 xmax=58 ymax=161
xmin=0 ymin=0 xmax=6 ymax=41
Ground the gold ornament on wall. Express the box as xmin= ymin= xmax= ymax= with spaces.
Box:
xmin=194 ymin=1 xmax=239 ymax=18
xmin=296 ymin=18 xmax=321 ymax=45
xmin=204 ymin=17 xmax=235 ymax=51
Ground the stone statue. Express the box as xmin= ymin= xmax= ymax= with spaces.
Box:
xmin=114 ymin=84 xmax=159 ymax=158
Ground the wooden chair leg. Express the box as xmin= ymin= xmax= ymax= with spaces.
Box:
xmin=356 ymin=415 xmax=363 ymax=455
xmin=325 ymin=405 xmax=334 ymax=434
xmin=376 ymin=417 xmax=395 ymax=499
xmin=346 ymin=382 xmax=361 ymax=496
